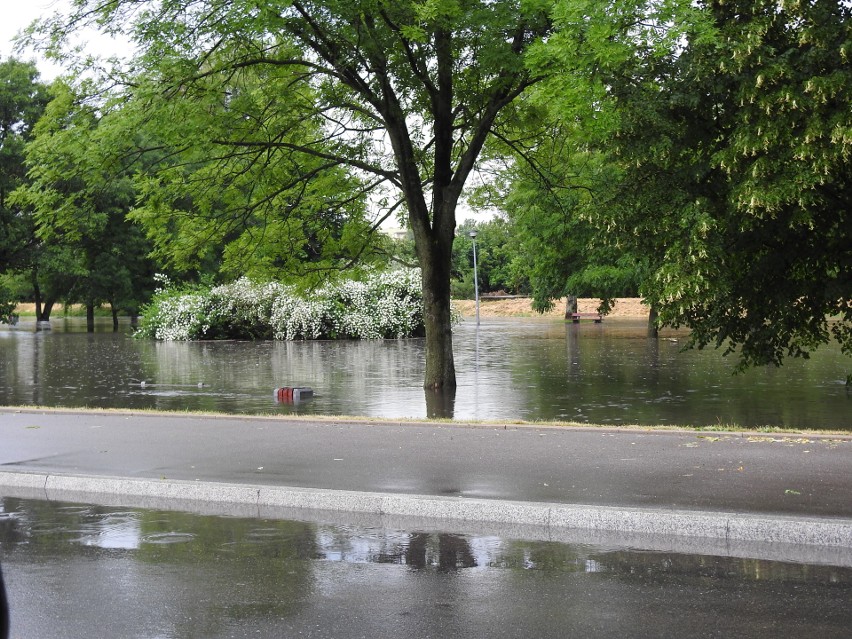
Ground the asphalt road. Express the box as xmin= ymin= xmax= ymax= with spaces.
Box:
xmin=2 ymin=408 xmax=851 ymax=518
xmin=3 ymin=408 xmax=852 ymax=638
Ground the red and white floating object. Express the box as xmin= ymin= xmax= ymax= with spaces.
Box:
xmin=274 ymin=387 xmax=314 ymax=403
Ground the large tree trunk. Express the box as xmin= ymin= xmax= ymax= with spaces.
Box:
xmin=32 ymin=277 xmax=44 ymax=321
xmin=648 ymin=305 xmax=659 ymax=338
xmin=419 ymin=239 xmax=457 ymax=390
xmin=393 ymin=92 xmax=459 ymax=389
xmin=564 ymin=295 xmax=578 ymax=318
xmin=86 ymin=300 xmax=95 ymax=333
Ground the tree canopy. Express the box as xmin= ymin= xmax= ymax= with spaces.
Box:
xmin=523 ymin=0 xmax=851 ymax=367
xmin=0 ymin=58 xmax=50 ymax=321
xmin=37 ymin=0 xmax=555 ymax=388
xmin=498 ymin=128 xmax=642 ymax=315
xmin=602 ymin=0 xmax=852 ymax=366
xmin=12 ymin=79 xmax=157 ymax=327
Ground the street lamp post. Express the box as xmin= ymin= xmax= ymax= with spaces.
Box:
xmin=469 ymin=230 xmax=480 ymax=326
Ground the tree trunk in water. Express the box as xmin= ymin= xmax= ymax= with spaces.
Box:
xmin=110 ymin=302 xmax=119 ymax=331
xmin=420 ymin=256 xmax=456 ymax=390
xmin=564 ymin=295 xmax=578 ymax=318
xmin=32 ymin=276 xmax=54 ymax=323
xmin=86 ymin=301 xmax=95 ymax=333
xmin=35 ymin=296 xmax=55 ymax=323
xmin=32 ymin=278 xmax=44 ymax=321
xmin=648 ymin=306 xmax=659 ymax=338
xmin=425 ymin=387 xmax=456 ymax=418
xmin=35 ymin=295 xmax=54 ymax=331
xmin=40 ymin=301 xmax=55 ymax=322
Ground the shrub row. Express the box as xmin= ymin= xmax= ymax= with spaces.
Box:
xmin=135 ymin=269 xmax=427 ymax=341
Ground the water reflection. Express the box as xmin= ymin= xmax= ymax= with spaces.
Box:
xmin=0 ymin=316 xmax=849 ymax=428
xmin=5 ymin=498 xmax=852 ymax=580
xmin=425 ymin=387 xmax=456 ymax=419
xmin=2 ymin=498 xmax=852 ymax=639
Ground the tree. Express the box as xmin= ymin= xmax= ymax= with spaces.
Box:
xmin=452 ymin=218 xmax=524 ymax=298
xmin=498 ymin=131 xmax=643 ymax=316
xmin=574 ymin=0 xmax=852 ymax=367
xmin=12 ymin=80 xmax=157 ymax=330
xmin=511 ymin=0 xmax=851 ymax=364
xmin=101 ymin=58 xmax=380 ymax=286
xmin=0 ymin=57 xmax=50 ymax=322
xmin=462 ymin=0 xmax=665 ymax=320
xmin=37 ymin=0 xmax=554 ymax=389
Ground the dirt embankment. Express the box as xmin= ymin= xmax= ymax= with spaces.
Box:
xmin=15 ymin=298 xmax=652 ymax=319
xmin=13 ymin=303 xmax=92 ymax=316
xmin=453 ymin=297 xmax=650 ymax=319
xmin=13 ymin=303 xmax=39 ymax=314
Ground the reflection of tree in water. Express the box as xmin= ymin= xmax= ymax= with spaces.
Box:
xmin=134 ymin=509 xmax=318 ymax=631
xmin=406 ymin=533 xmax=477 ymax=572
xmin=425 ymin=388 xmax=456 ymax=419
xmin=371 ymin=533 xmax=476 ymax=572
xmin=500 ymin=539 xmax=584 ymax=573
xmin=587 ymin=550 xmax=852 ymax=585
xmin=495 ymin=539 xmax=852 ymax=586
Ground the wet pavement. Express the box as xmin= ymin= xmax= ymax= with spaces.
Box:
xmin=2 ymin=497 xmax=852 ymax=639
xmin=1 ymin=408 xmax=851 ymax=519
xmin=2 ymin=409 xmax=852 ymax=637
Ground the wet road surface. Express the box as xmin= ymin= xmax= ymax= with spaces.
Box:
xmin=2 ymin=409 xmax=851 ymax=518
xmin=2 ymin=498 xmax=851 ymax=639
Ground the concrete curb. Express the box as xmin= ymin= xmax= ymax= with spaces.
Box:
xmin=2 ymin=471 xmax=851 ymax=551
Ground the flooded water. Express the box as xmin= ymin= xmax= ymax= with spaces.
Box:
xmin=0 ymin=316 xmax=849 ymax=428
xmin=2 ymin=497 xmax=851 ymax=638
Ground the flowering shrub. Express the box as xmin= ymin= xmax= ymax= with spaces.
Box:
xmin=271 ymin=294 xmax=336 ymax=340
xmin=134 ymin=276 xmax=208 ymax=340
xmin=136 ymin=269 xmax=431 ymax=341
xmin=205 ymin=279 xmax=286 ymax=339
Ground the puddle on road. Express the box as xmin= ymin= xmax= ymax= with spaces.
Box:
xmin=1 ymin=497 xmax=849 ymax=580
xmin=2 ymin=497 xmax=852 ymax=638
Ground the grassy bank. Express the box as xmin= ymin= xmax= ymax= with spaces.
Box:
xmin=2 ymin=405 xmax=850 ymax=437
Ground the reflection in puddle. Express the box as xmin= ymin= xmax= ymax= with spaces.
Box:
xmin=2 ymin=498 xmax=852 ymax=638
xmin=3 ymin=498 xmax=851 ymax=581
xmin=74 ymin=512 xmax=142 ymax=550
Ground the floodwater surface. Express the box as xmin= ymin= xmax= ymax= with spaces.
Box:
xmin=2 ymin=497 xmax=852 ymax=639
xmin=0 ymin=316 xmax=849 ymax=428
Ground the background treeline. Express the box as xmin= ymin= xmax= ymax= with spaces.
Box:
xmin=0 ymin=0 xmax=848 ymax=376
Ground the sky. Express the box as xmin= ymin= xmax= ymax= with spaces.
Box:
xmin=1 ymin=0 xmax=67 ymax=76
xmin=1 ymin=0 xmax=127 ymax=79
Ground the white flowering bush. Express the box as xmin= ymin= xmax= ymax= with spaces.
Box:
xmin=205 ymin=278 xmax=286 ymax=339
xmin=271 ymin=269 xmax=426 ymax=340
xmin=270 ymin=293 xmax=336 ymax=340
xmin=137 ymin=269 xmax=430 ymax=341
xmin=134 ymin=276 xmax=208 ymax=340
